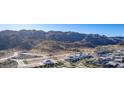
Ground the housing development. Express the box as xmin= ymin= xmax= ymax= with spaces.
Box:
xmin=0 ymin=24 xmax=124 ymax=68
xmin=0 ymin=45 xmax=124 ymax=68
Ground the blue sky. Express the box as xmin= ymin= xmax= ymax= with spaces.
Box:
xmin=0 ymin=24 xmax=124 ymax=36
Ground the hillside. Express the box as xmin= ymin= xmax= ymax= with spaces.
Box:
xmin=0 ymin=30 xmax=123 ymax=51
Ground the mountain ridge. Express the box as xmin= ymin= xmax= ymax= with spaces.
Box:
xmin=0 ymin=30 xmax=123 ymax=51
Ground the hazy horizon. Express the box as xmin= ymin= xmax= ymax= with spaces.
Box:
xmin=0 ymin=24 xmax=124 ymax=37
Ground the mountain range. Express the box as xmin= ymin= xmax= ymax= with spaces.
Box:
xmin=0 ymin=30 xmax=123 ymax=51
